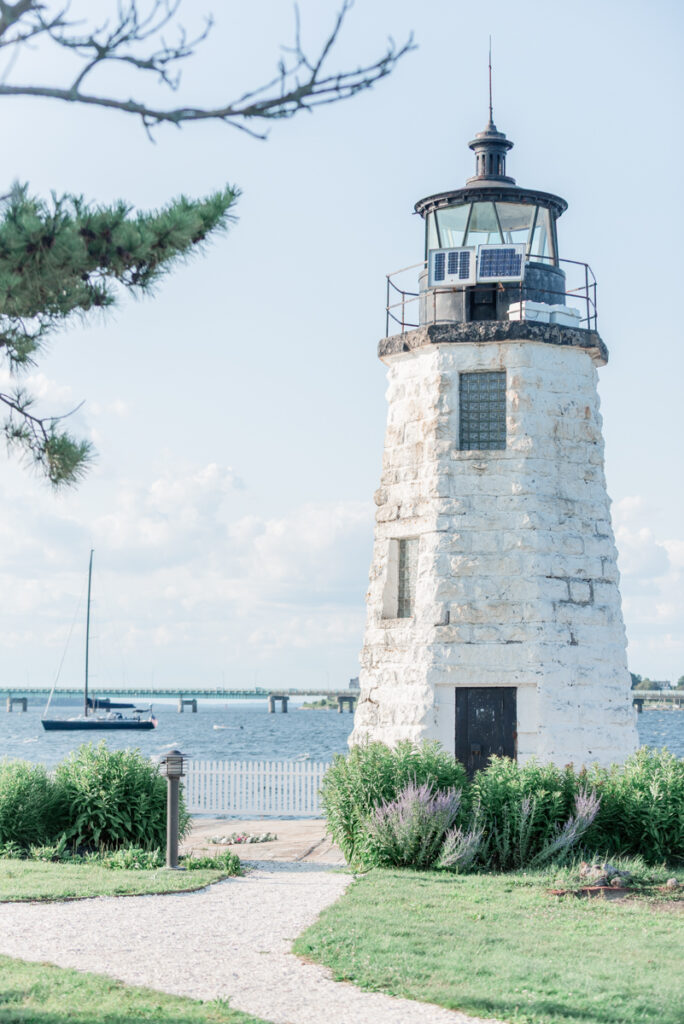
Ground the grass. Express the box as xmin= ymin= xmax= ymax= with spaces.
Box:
xmin=294 ymin=868 xmax=684 ymax=1024
xmin=0 ymin=859 xmax=235 ymax=902
xmin=0 ymin=956 xmax=269 ymax=1023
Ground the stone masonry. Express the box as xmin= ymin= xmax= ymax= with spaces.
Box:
xmin=350 ymin=325 xmax=639 ymax=766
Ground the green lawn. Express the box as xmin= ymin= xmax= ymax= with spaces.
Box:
xmin=0 ymin=956 xmax=269 ymax=1024
xmin=294 ymin=869 xmax=684 ymax=1024
xmin=0 ymin=859 xmax=234 ymax=901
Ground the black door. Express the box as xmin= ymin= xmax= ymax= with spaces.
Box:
xmin=455 ymin=688 xmax=517 ymax=777
xmin=469 ymin=285 xmax=497 ymax=321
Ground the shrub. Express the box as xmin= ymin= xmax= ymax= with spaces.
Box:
xmin=472 ymin=757 xmax=581 ymax=871
xmin=320 ymin=741 xmax=467 ymax=865
xmin=323 ymin=744 xmax=684 ymax=872
xmin=529 ymin=788 xmax=601 ymax=867
xmin=0 ymin=840 xmax=25 ymax=859
xmin=27 ymin=835 xmax=71 ymax=863
xmin=0 ymin=759 xmax=61 ymax=848
xmin=53 ymin=743 xmax=191 ymax=853
xmin=181 ymin=850 xmax=242 ymax=874
xmin=583 ymin=748 xmax=684 ymax=865
xmin=366 ymin=782 xmax=462 ymax=868
xmin=102 ymin=847 xmax=164 ymax=870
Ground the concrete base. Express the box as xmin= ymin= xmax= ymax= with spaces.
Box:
xmin=181 ymin=818 xmax=345 ymax=865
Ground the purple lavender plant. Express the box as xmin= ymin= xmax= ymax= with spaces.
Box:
xmin=531 ymin=788 xmax=601 ymax=866
xmin=436 ymin=824 xmax=483 ymax=872
xmin=367 ymin=780 xmax=462 ymax=869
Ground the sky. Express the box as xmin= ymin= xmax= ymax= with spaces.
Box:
xmin=1 ymin=0 xmax=682 ymax=693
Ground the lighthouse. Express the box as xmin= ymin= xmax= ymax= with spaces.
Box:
xmin=350 ymin=109 xmax=639 ymax=771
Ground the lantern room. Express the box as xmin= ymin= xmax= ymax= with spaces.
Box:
xmin=386 ymin=117 xmax=596 ymax=333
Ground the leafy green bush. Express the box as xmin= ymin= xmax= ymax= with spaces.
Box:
xmin=322 ymin=744 xmax=683 ymax=871
xmin=0 ymin=840 xmax=25 ymax=859
xmin=0 ymin=759 xmax=61 ymax=848
xmin=97 ymin=847 xmax=242 ymax=873
xmin=102 ymin=846 xmax=164 ymax=870
xmin=472 ymin=757 xmax=580 ymax=871
xmin=53 ymin=743 xmax=190 ymax=853
xmin=27 ymin=835 xmax=71 ymax=862
xmin=320 ymin=741 xmax=467 ymax=865
xmin=583 ymin=748 xmax=684 ymax=865
xmin=181 ymin=850 xmax=242 ymax=873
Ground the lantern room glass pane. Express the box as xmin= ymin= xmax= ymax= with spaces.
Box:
xmin=496 ymin=203 xmax=535 ymax=245
xmin=529 ymin=206 xmax=552 ymax=261
xmin=426 ymin=212 xmax=439 ymax=252
xmin=464 ymin=202 xmax=502 ymax=246
xmin=435 ymin=204 xmax=470 ymax=248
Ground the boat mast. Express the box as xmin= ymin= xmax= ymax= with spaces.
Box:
xmin=84 ymin=548 xmax=94 ymax=717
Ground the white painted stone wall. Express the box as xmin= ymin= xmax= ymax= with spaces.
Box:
xmin=350 ymin=337 xmax=639 ymax=767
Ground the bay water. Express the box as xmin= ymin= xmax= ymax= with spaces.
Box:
xmin=0 ymin=696 xmax=681 ymax=768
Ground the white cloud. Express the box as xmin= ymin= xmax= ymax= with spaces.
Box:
xmin=663 ymin=539 xmax=684 ymax=570
xmin=0 ymin=370 xmax=74 ymax=407
xmin=91 ymin=462 xmax=243 ymax=565
xmin=614 ymin=524 xmax=669 ymax=580
xmin=0 ymin=463 xmax=373 ymax=688
xmin=90 ymin=399 xmax=129 ymax=417
xmin=613 ymin=496 xmax=684 ymax=680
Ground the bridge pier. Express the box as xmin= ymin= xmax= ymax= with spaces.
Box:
xmin=6 ymin=696 xmax=27 ymax=712
xmin=268 ymin=694 xmax=289 ymax=713
xmin=337 ymin=694 xmax=357 ymax=713
xmin=178 ymin=698 xmax=198 ymax=713
xmin=633 ymin=698 xmax=644 ymax=714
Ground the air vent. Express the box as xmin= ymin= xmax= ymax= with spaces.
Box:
xmin=477 ymin=243 xmax=526 ymax=283
xmin=428 ymin=247 xmax=477 ymax=287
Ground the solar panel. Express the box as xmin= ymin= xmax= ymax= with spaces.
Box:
xmin=459 ymin=251 xmax=470 ymax=280
xmin=476 ymin=243 xmax=526 ymax=283
xmin=480 ymin=248 xmax=522 ymax=278
xmin=428 ymin=247 xmax=476 ymax=287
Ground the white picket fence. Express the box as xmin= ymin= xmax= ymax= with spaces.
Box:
xmin=183 ymin=759 xmax=330 ymax=817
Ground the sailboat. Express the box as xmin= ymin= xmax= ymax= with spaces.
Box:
xmin=42 ymin=550 xmax=157 ymax=731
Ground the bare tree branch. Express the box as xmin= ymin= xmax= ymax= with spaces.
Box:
xmin=0 ymin=2 xmax=414 ymax=484
xmin=0 ymin=0 xmax=415 ymax=134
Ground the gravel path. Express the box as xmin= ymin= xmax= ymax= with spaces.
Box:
xmin=0 ymin=861 xmax=504 ymax=1024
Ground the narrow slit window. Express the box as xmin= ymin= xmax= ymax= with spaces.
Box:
xmin=459 ymin=372 xmax=506 ymax=451
xmin=397 ymin=538 xmax=418 ymax=618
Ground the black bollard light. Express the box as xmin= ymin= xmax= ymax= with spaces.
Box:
xmin=159 ymin=748 xmax=188 ymax=869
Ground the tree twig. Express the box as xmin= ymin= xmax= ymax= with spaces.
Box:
xmin=0 ymin=1 xmax=414 ymax=133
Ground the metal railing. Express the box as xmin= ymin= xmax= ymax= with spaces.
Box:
xmin=385 ymin=257 xmax=598 ymax=336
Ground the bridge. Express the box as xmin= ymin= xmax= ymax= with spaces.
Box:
xmin=0 ymin=686 xmax=343 ymax=699
xmin=0 ymin=686 xmax=359 ymax=716
xmin=631 ymin=690 xmax=684 ymax=712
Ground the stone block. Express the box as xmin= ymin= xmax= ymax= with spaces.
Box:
xmin=568 ymin=580 xmax=592 ymax=604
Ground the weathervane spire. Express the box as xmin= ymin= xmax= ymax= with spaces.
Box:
xmin=488 ymin=36 xmax=493 ymax=124
xmin=467 ymin=43 xmax=515 ymax=185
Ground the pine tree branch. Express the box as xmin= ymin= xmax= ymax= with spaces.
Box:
xmin=0 ymin=1 xmax=414 ymax=134
xmin=0 ymin=183 xmax=239 ymax=484
xmin=1 ymin=387 xmax=93 ymax=486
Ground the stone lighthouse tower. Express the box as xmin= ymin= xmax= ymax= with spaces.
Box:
xmin=350 ymin=111 xmax=639 ymax=771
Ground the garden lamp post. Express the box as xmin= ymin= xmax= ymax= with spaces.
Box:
xmin=160 ymin=748 xmax=187 ymax=869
